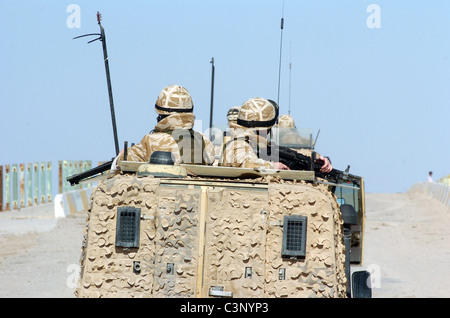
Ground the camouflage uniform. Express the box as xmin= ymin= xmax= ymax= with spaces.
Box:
xmin=220 ymin=97 xmax=277 ymax=169
xmin=118 ymin=85 xmax=215 ymax=165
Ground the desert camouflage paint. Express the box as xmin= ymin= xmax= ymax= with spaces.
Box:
xmin=75 ymin=173 xmax=347 ymax=298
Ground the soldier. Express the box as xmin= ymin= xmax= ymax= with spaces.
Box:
xmin=276 ymin=114 xmax=312 ymax=147
xmin=278 ymin=114 xmax=296 ymax=128
xmin=226 ymin=106 xmax=240 ymax=127
xmin=212 ymin=106 xmax=241 ymax=165
xmin=220 ymin=97 xmax=289 ymax=169
xmin=275 ymin=113 xmax=333 ymax=173
xmin=115 ymin=84 xmax=215 ymax=165
xmin=221 ymin=97 xmax=332 ymax=172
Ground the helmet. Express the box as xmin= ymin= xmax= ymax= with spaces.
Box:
xmin=267 ymin=99 xmax=280 ymax=117
xmin=237 ymin=97 xmax=278 ymax=129
xmin=155 ymin=84 xmax=194 ymax=115
xmin=278 ymin=114 xmax=296 ymax=128
xmin=227 ymin=106 xmax=240 ymax=122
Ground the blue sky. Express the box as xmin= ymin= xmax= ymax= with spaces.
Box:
xmin=1 ymin=0 xmax=449 ymax=194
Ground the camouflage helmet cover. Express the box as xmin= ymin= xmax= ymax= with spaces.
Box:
xmin=237 ymin=97 xmax=278 ymax=129
xmin=155 ymin=84 xmax=194 ymax=115
xmin=267 ymin=99 xmax=279 ymax=114
xmin=227 ymin=106 xmax=240 ymax=122
xmin=278 ymin=114 xmax=296 ymax=128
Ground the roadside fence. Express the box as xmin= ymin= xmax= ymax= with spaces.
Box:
xmin=0 ymin=160 xmax=92 ymax=212
xmin=409 ymin=182 xmax=450 ymax=210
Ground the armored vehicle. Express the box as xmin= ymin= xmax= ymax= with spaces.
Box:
xmin=73 ymin=132 xmax=369 ymax=298
xmin=70 ymin=11 xmax=370 ymax=298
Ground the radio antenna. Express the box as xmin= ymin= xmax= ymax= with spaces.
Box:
xmin=288 ymin=41 xmax=292 ymax=115
xmin=277 ymin=0 xmax=285 ymax=106
xmin=209 ymin=57 xmax=215 ymax=131
xmin=73 ymin=12 xmax=120 ymax=156
xmin=314 ymin=129 xmax=321 ymax=149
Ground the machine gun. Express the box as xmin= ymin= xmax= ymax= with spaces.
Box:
xmin=276 ymin=144 xmax=351 ymax=184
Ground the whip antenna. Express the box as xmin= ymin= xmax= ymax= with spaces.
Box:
xmin=288 ymin=41 xmax=292 ymax=115
xmin=73 ymin=12 xmax=120 ymax=156
xmin=277 ymin=0 xmax=285 ymax=106
xmin=209 ymin=57 xmax=215 ymax=131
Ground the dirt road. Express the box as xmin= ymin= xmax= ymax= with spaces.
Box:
xmin=0 ymin=188 xmax=448 ymax=298
xmin=358 ymin=191 xmax=450 ymax=298
xmin=0 ymin=204 xmax=85 ymax=298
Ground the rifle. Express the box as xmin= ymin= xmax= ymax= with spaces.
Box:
xmin=66 ymin=160 xmax=113 ymax=186
xmin=66 ymin=141 xmax=129 ymax=186
xmin=275 ymin=144 xmax=350 ymax=184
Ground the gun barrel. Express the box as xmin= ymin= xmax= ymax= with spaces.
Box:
xmin=66 ymin=160 xmax=113 ymax=186
xmin=276 ymin=145 xmax=349 ymax=183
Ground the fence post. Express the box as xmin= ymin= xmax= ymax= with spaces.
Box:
xmin=40 ymin=162 xmax=46 ymax=204
xmin=12 ymin=164 xmax=18 ymax=210
xmin=20 ymin=163 xmax=25 ymax=208
xmin=0 ymin=165 xmax=3 ymax=212
xmin=58 ymin=160 xmax=62 ymax=194
xmin=33 ymin=163 xmax=39 ymax=205
xmin=83 ymin=160 xmax=91 ymax=188
xmin=27 ymin=163 xmax=32 ymax=206
xmin=47 ymin=162 xmax=52 ymax=202
xmin=78 ymin=161 xmax=82 ymax=190
xmin=5 ymin=165 xmax=10 ymax=211
xmin=63 ymin=160 xmax=69 ymax=193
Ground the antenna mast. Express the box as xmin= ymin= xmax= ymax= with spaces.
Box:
xmin=209 ymin=57 xmax=215 ymax=131
xmin=73 ymin=12 xmax=120 ymax=156
xmin=288 ymin=41 xmax=292 ymax=115
xmin=277 ymin=0 xmax=285 ymax=106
